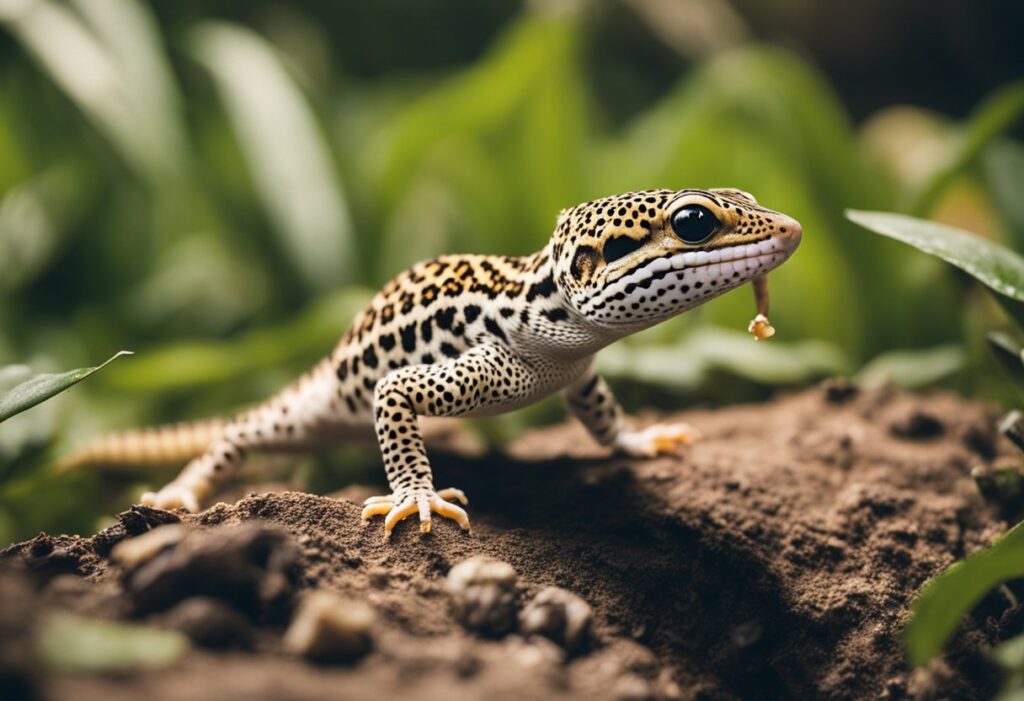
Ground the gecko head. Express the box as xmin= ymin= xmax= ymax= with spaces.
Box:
xmin=550 ymin=188 xmax=802 ymax=331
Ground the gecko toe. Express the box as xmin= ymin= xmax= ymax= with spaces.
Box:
xmin=363 ymin=488 xmax=472 ymax=539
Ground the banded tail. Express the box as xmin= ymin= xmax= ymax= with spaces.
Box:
xmin=56 ymin=418 xmax=228 ymax=473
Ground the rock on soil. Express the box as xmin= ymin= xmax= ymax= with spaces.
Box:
xmin=0 ymin=385 xmax=1019 ymax=700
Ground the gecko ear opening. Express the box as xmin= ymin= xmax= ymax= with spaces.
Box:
xmin=603 ymin=235 xmax=645 ymax=264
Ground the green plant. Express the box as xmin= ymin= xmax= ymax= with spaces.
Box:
xmin=848 ymin=208 xmax=1024 ymax=692
xmin=0 ymin=351 xmax=131 ymax=424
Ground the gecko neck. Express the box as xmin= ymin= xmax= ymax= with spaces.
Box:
xmin=511 ymin=246 xmax=620 ymax=361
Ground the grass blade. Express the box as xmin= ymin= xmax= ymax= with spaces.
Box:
xmin=912 ymin=81 xmax=1024 ymax=215
xmin=69 ymin=0 xmax=188 ymax=176
xmin=906 ymin=520 xmax=1024 ymax=667
xmin=0 ymin=0 xmax=167 ymax=180
xmin=188 ymin=21 xmax=356 ymax=290
xmin=985 ymin=139 xmax=1024 ymax=248
xmin=0 ymin=351 xmax=132 ymax=424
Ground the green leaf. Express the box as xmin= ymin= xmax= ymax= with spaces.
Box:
xmin=188 ymin=21 xmax=357 ymax=290
xmin=847 ymin=210 xmax=1024 ymax=328
xmin=905 ymin=519 xmax=1024 ymax=667
xmin=912 ymin=81 xmax=1024 ymax=215
xmin=597 ymin=327 xmax=848 ymax=389
xmin=988 ymin=332 xmax=1024 ymax=385
xmin=37 ymin=612 xmax=187 ymax=673
xmin=993 ymin=634 xmax=1024 ymax=671
xmin=0 ymin=0 xmax=182 ymax=181
xmin=0 ymin=351 xmax=132 ymax=424
xmin=100 ymin=289 xmax=370 ymax=392
xmin=855 ymin=345 xmax=965 ymax=390
xmin=985 ymin=139 xmax=1024 ymax=248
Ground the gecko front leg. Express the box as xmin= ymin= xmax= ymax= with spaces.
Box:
xmin=362 ymin=343 xmax=536 ymax=539
xmin=565 ymin=367 xmax=700 ymax=457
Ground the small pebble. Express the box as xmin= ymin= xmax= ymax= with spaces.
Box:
xmin=111 ymin=524 xmax=187 ymax=570
xmin=519 ymin=586 xmax=593 ymax=653
xmin=613 ymin=674 xmax=655 ymax=701
xmin=160 ymin=597 xmax=255 ymax=649
xmin=283 ymin=590 xmax=374 ymax=663
xmin=507 ymin=634 xmax=565 ymax=670
xmin=445 ymin=556 xmax=518 ymax=637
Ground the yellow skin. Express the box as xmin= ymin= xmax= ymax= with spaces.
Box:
xmin=63 ymin=189 xmax=802 ymax=539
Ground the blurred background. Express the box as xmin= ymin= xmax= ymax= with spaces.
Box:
xmin=0 ymin=0 xmax=1022 ymax=543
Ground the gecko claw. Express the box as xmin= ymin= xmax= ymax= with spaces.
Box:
xmin=362 ymin=488 xmax=472 ymax=540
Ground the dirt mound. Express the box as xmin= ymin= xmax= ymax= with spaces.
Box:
xmin=1 ymin=384 xmax=1016 ymax=700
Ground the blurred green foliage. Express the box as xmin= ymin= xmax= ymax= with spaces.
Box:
xmin=0 ymin=0 xmax=1022 ymax=542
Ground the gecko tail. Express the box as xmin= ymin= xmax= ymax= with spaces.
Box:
xmin=55 ymin=418 xmax=229 ymax=473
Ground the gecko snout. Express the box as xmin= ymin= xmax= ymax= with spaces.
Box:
xmin=773 ymin=214 xmax=803 ymax=247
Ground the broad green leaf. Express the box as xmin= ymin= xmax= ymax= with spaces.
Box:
xmin=189 ymin=21 xmax=357 ymax=290
xmin=906 ymin=519 xmax=1024 ymax=667
xmin=0 ymin=351 xmax=132 ymax=424
xmin=37 ymin=612 xmax=187 ymax=673
xmin=847 ymin=210 xmax=1024 ymax=327
xmin=855 ymin=345 xmax=965 ymax=390
xmin=913 ymin=81 xmax=1024 ymax=215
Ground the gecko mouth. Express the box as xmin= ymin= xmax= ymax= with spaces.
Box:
xmin=584 ymin=234 xmax=799 ymax=320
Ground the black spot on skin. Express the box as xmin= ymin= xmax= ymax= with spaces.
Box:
xmin=464 ymin=305 xmax=481 ymax=324
xmin=380 ymin=333 xmax=396 ymax=351
xmin=544 ymin=308 xmax=569 ymax=322
xmin=435 ymin=307 xmax=456 ymax=330
xmin=336 ymin=360 xmax=348 ymax=381
xmin=570 ymin=246 xmax=601 ymax=281
xmin=440 ymin=342 xmax=460 ymax=359
xmin=603 ymin=235 xmax=646 ymax=264
xmin=484 ymin=317 xmax=508 ymax=343
xmin=421 ymin=318 xmax=434 ymax=343
xmin=526 ymin=273 xmax=556 ymax=302
xmin=400 ymin=323 xmax=417 ymax=352
xmin=363 ymin=345 xmax=379 ymax=369
xmin=500 ymin=307 xmax=515 ymax=318
xmin=580 ymin=374 xmax=600 ymax=397
xmin=422 ymin=353 xmax=435 ymax=364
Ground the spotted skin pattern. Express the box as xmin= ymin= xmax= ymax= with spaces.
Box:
xmin=67 ymin=188 xmax=802 ymax=539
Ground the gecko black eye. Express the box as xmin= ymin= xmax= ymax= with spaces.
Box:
xmin=670 ymin=205 xmax=719 ymax=244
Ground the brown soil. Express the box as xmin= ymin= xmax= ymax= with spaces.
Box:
xmin=1 ymin=384 xmax=1019 ymax=700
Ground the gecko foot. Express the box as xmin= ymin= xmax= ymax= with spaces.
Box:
xmin=614 ymin=422 xmax=701 ymax=458
xmin=361 ymin=487 xmax=471 ymax=540
xmin=140 ymin=483 xmax=201 ymax=513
